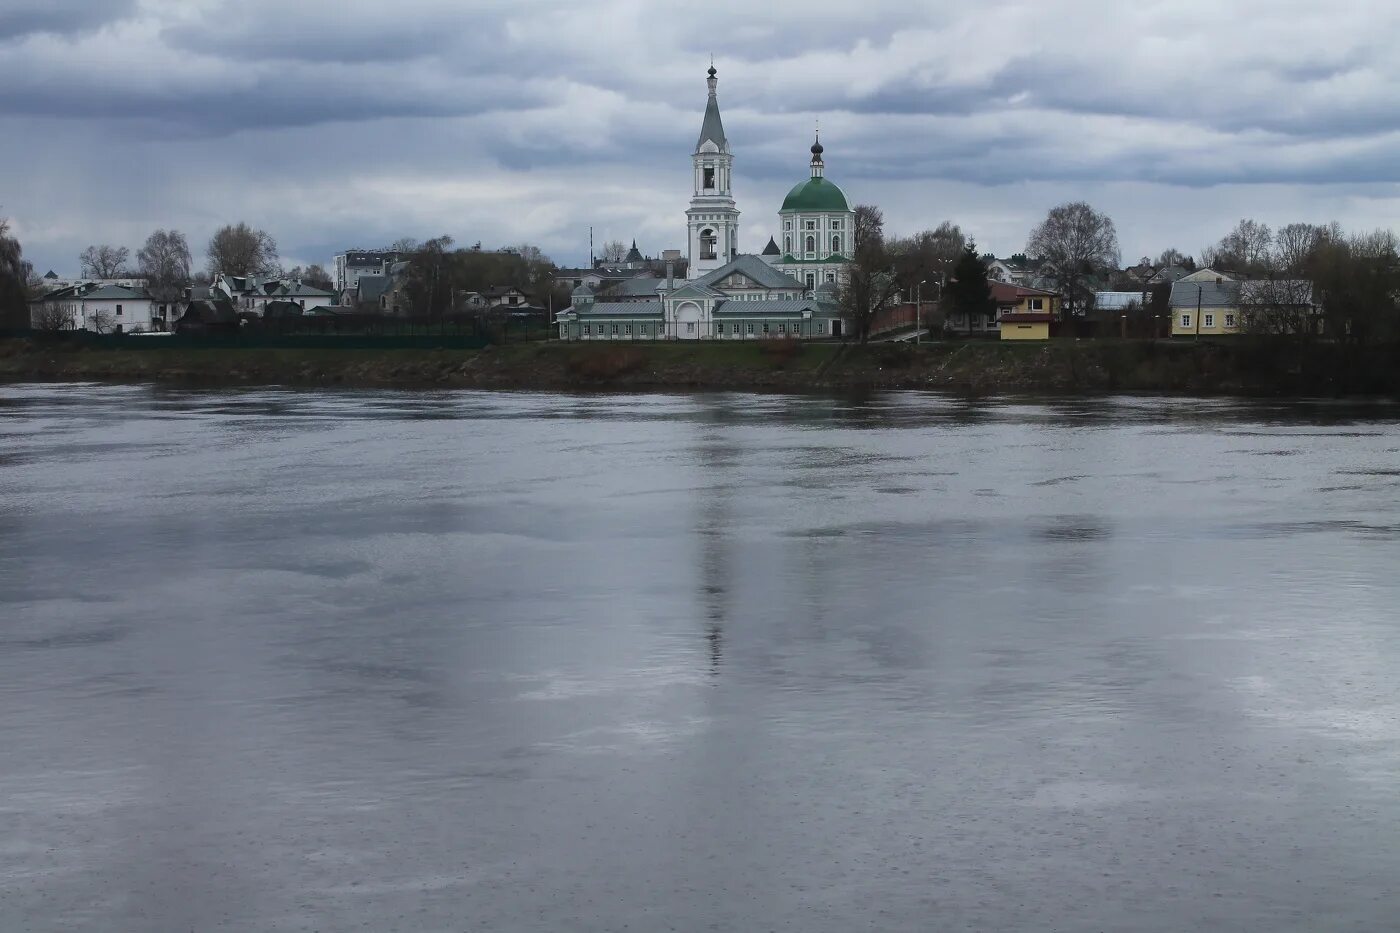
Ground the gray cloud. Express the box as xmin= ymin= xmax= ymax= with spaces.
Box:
xmin=3 ymin=0 xmax=1400 ymax=274
xmin=0 ymin=0 xmax=136 ymax=39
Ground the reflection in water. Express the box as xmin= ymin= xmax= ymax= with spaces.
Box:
xmin=1 ymin=384 xmax=1399 ymax=932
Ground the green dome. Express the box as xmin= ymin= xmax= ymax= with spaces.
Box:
xmin=780 ymin=177 xmax=850 ymax=213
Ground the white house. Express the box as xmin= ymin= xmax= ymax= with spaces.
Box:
xmin=30 ymin=283 xmax=169 ymax=332
xmin=211 ymin=273 xmax=338 ymax=315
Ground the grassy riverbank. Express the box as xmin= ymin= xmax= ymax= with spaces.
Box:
xmin=2 ymin=337 xmax=1397 ymax=396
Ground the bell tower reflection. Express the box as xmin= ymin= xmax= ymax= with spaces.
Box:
xmin=694 ymin=402 xmax=740 ymax=678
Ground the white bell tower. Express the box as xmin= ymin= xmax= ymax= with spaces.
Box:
xmin=685 ymin=64 xmax=740 ymax=279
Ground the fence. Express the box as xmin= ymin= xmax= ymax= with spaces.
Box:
xmin=0 ymin=313 xmax=559 ymax=350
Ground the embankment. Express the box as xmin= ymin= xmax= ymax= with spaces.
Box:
xmin=2 ymin=337 xmax=1397 ymax=396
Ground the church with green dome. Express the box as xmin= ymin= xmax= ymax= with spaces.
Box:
xmin=556 ymin=66 xmax=854 ymax=341
xmin=765 ymin=131 xmax=856 ymax=292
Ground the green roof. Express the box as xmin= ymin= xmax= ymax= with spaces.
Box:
xmin=780 ymin=177 xmax=850 ymax=213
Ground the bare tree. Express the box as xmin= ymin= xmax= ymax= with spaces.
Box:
xmin=137 ymin=229 xmax=192 ymax=303
xmin=207 ymin=223 xmax=280 ymax=277
xmin=0 ymin=213 xmax=29 ymax=328
xmin=32 ymin=302 xmax=77 ymax=331
xmin=286 ymin=264 xmax=334 ymax=290
xmin=1272 ymin=222 xmax=1329 ymax=275
xmin=890 ymin=221 xmax=965 ymax=296
xmin=599 ymin=240 xmax=628 ymax=264
xmin=1156 ymin=247 xmax=1190 ymax=268
xmin=88 ymin=310 xmax=116 ymax=334
xmin=1027 ymin=201 xmax=1121 ymax=317
xmin=390 ymin=237 xmax=421 ymax=253
xmin=837 ymin=204 xmax=900 ymax=343
xmin=1204 ymin=219 xmax=1273 ymax=273
xmin=1239 ymin=278 xmax=1320 ymax=338
xmin=80 ymin=244 xmax=131 ymax=279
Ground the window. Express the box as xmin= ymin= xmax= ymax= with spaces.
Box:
xmin=747 ymin=323 xmax=755 ymax=334
xmin=832 ymin=219 xmax=842 ymax=230
xmin=611 ymin=324 xmax=619 ymax=335
xmin=583 ymin=324 xmax=591 ymax=335
xmin=1180 ymin=314 xmax=1191 ymax=328
xmin=686 ymin=322 xmax=696 ymax=333
xmin=717 ymin=323 xmax=724 ymax=335
xmin=784 ymin=221 xmax=792 ymax=231
xmin=805 ymin=273 xmax=815 ymax=289
xmin=785 ymin=236 xmax=792 ymax=253
xmin=1224 ymin=314 xmax=1236 ymax=327
xmin=1203 ymin=314 xmax=1214 ymax=328
xmin=700 ymin=228 xmax=717 ymax=261
xmin=703 ymin=166 xmax=715 ymax=189
xmin=832 ymin=235 xmax=840 ymax=253
xmin=825 ymin=272 xmax=835 ymax=283
xmin=624 ymin=324 xmax=633 ymax=335
xmin=805 ymin=236 xmax=815 ymax=254
xmin=763 ymin=323 xmax=770 ymax=334
xmin=115 ymin=305 xmax=123 ymax=316
xmin=805 ymin=221 xmax=816 ymax=230
xmin=778 ymin=323 xmax=786 ymax=334
xmin=1028 ymin=298 xmax=1043 ymax=311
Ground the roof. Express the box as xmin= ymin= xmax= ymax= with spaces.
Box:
xmin=357 ymin=275 xmax=391 ymax=302
xmin=780 ymin=177 xmax=850 ymax=213
xmin=989 ymin=282 xmax=1057 ymax=303
xmin=762 ymin=237 xmax=781 ymax=256
xmin=1168 ymin=280 xmax=1239 ymax=309
xmin=697 ymin=83 xmax=727 ymax=151
xmin=1095 ymin=291 xmax=1149 ymax=310
xmin=1180 ymin=268 xmax=1236 ymax=284
xmin=624 ymin=241 xmax=644 ymax=262
xmin=602 ymin=276 xmax=663 ymax=298
xmin=569 ymin=301 xmax=664 ymax=317
xmin=999 ymin=313 xmax=1054 ymax=323
xmin=694 ymin=254 xmax=803 ymax=291
xmin=81 ymin=284 xmax=149 ymax=301
xmin=713 ymin=299 xmax=817 ymax=315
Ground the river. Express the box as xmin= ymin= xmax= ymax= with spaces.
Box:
xmin=2 ymin=383 xmax=1399 ymax=931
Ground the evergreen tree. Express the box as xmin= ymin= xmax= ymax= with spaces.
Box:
xmin=945 ymin=242 xmax=994 ymax=330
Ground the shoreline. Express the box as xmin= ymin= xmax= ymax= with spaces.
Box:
xmin=2 ymin=338 xmax=1397 ymax=398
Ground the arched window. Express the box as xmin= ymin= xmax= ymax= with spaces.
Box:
xmin=700 ymin=229 xmax=717 ymax=261
xmin=832 ymin=235 xmax=840 ymax=254
xmin=784 ymin=235 xmax=791 ymax=253
xmin=805 ymin=235 xmax=815 ymax=255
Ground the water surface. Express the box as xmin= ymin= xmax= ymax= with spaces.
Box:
xmin=2 ymin=384 xmax=1399 ymax=931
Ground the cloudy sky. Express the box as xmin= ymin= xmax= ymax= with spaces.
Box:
xmin=3 ymin=0 xmax=1399 ymax=274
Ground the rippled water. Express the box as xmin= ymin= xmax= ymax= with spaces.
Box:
xmin=2 ymin=383 xmax=1399 ymax=931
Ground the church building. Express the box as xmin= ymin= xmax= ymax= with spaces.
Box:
xmin=557 ymin=65 xmax=856 ymax=340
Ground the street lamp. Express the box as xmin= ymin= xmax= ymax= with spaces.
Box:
xmin=915 ymin=280 xmax=928 ymax=345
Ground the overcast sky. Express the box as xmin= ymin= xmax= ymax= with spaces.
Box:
xmin=3 ymin=0 xmax=1399 ymax=274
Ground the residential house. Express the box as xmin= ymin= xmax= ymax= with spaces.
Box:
xmin=174 ymin=299 xmax=241 ymax=335
xmin=943 ymin=282 xmax=1059 ymax=337
xmin=483 ymin=286 xmax=530 ymax=309
xmin=996 ymin=284 xmax=1061 ymax=340
xmin=985 ymin=256 xmax=1055 ymax=288
xmin=333 ymin=249 xmax=412 ymax=292
xmin=212 ymin=274 xmax=338 ymax=316
xmin=1169 ymin=272 xmax=1319 ymax=337
xmin=1168 ymin=271 xmax=1240 ymax=336
xmin=29 ymin=283 xmax=170 ymax=333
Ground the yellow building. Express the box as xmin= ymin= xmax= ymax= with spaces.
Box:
xmin=996 ymin=284 xmax=1060 ymax=340
xmin=1169 ymin=271 xmax=1241 ymax=336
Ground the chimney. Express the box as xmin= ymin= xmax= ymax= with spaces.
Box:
xmin=665 ymin=261 xmax=674 ymax=290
